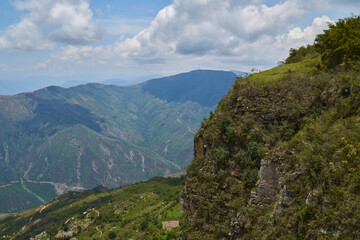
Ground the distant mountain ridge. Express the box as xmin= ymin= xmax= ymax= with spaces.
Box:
xmin=141 ymin=70 xmax=237 ymax=107
xmin=0 ymin=69 xmax=237 ymax=213
xmin=0 ymin=70 xmax=239 ymax=96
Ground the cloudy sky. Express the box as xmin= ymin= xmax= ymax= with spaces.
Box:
xmin=0 ymin=0 xmax=359 ymax=83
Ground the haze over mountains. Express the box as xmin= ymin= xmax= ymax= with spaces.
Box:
xmin=0 ymin=69 xmax=237 ymax=213
xmin=0 ymin=0 xmax=358 ymax=238
xmin=0 ymin=71 xmax=244 ymax=96
xmin=0 ymin=76 xmax=144 ymax=96
xmin=1 ymin=13 xmax=360 ymax=238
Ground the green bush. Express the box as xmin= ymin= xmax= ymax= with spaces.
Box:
xmin=140 ymin=220 xmax=149 ymax=230
xmin=315 ymin=15 xmax=360 ymax=68
xmin=244 ymin=169 xmax=258 ymax=190
xmin=234 ymin=149 xmax=248 ymax=167
xmin=108 ymin=230 xmax=117 ymax=239
xmin=215 ymin=148 xmax=230 ymax=169
xmin=285 ymin=45 xmax=317 ymax=64
xmin=350 ymin=171 xmax=360 ymax=194
xmin=247 ymin=141 xmax=265 ymax=165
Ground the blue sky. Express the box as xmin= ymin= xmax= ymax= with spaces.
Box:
xmin=0 ymin=0 xmax=359 ymax=85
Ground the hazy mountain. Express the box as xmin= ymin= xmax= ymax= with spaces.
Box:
xmin=61 ymin=80 xmax=92 ymax=88
xmin=3 ymin=16 xmax=360 ymax=240
xmin=0 ymin=69 xmax=236 ymax=213
xmin=141 ymin=70 xmax=237 ymax=107
xmin=100 ymin=78 xmax=135 ymax=86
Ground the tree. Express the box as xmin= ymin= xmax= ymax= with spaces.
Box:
xmin=315 ymin=15 xmax=360 ymax=68
xmin=285 ymin=45 xmax=316 ymax=64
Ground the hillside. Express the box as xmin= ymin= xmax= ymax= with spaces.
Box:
xmin=182 ymin=17 xmax=360 ymax=239
xmin=0 ymin=176 xmax=183 ymax=240
xmin=0 ymin=70 xmax=236 ymax=213
xmin=2 ymin=16 xmax=360 ymax=240
xmin=141 ymin=70 xmax=238 ymax=107
xmin=3 ymin=54 xmax=360 ymax=239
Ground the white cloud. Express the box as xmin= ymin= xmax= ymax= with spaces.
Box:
xmin=0 ymin=0 xmax=104 ymax=51
xmin=277 ymin=15 xmax=333 ymax=50
xmin=38 ymin=0 xmax=339 ymax=73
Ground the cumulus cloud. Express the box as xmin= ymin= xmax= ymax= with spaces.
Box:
xmin=277 ymin=15 xmax=333 ymax=50
xmin=39 ymin=0 xmax=337 ymax=72
xmin=0 ymin=0 xmax=104 ymax=51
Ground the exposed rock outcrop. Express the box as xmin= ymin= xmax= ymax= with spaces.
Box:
xmin=275 ymin=185 xmax=293 ymax=213
xmin=249 ymin=159 xmax=281 ymax=206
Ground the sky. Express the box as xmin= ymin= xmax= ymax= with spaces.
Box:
xmin=0 ymin=0 xmax=359 ymax=84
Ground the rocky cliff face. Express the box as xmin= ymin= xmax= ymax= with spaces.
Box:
xmin=181 ymin=57 xmax=360 ymax=239
xmin=249 ymin=159 xmax=281 ymax=206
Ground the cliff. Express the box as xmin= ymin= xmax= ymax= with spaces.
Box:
xmin=182 ymin=44 xmax=360 ymax=238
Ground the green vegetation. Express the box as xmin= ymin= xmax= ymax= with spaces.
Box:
xmin=247 ymin=56 xmax=320 ymax=84
xmin=0 ymin=176 xmax=183 ymax=239
xmin=24 ymin=182 xmax=58 ymax=202
xmin=0 ymin=214 xmax=9 ymax=220
xmin=2 ymin=15 xmax=360 ymax=240
xmin=316 ymin=15 xmax=360 ymax=69
xmin=182 ymin=15 xmax=360 ymax=239
xmin=0 ymin=183 xmax=44 ymax=213
xmin=285 ymin=45 xmax=319 ymax=64
xmin=0 ymin=70 xmax=236 ymax=213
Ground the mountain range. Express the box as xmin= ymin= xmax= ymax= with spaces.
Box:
xmin=1 ymin=16 xmax=360 ymax=239
xmin=0 ymin=69 xmax=237 ymax=213
xmin=3 ymin=49 xmax=360 ymax=239
xmin=0 ymin=71 xmax=245 ymax=96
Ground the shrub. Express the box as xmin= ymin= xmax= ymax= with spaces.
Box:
xmin=285 ymin=45 xmax=317 ymax=64
xmin=215 ymin=148 xmax=230 ymax=169
xmin=247 ymin=142 xmax=265 ymax=165
xmin=108 ymin=230 xmax=117 ymax=239
xmin=244 ymin=169 xmax=258 ymax=190
xmin=315 ymin=15 xmax=360 ymax=68
xmin=350 ymin=171 xmax=360 ymax=194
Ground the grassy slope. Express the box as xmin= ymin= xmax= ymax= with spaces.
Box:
xmin=247 ymin=57 xmax=320 ymax=84
xmin=0 ymin=176 xmax=184 ymax=240
xmin=2 ymin=56 xmax=359 ymax=239
xmin=182 ymin=53 xmax=360 ymax=239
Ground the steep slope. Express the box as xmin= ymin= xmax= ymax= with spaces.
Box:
xmin=182 ymin=53 xmax=360 ymax=238
xmin=141 ymin=70 xmax=237 ymax=107
xmin=0 ymin=70 xmax=236 ymax=213
xmin=0 ymin=176 xmax=183 ymax=240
